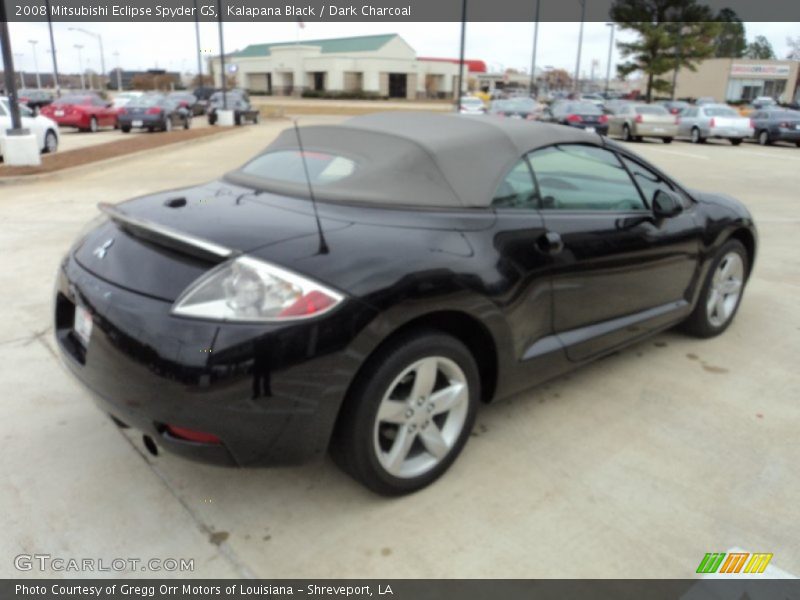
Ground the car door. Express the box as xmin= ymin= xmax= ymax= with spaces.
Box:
xmin=527 ymin=143 xmax=700 ymax=362
xmin=678 ymin=107 xmax=697 ymax=136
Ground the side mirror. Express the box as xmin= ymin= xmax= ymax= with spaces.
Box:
xmin=652 ymin=189 xmax=683 ymax=218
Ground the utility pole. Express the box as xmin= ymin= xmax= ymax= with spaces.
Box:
xmin=29 ymin=40 xmax=42 ymax=89
xmin=529 ymin=0 xmax=540 ymax=98
xmin=14 ymin=54 xmax=26 ymax=88
xmin=44 ymin=0 xmax=61 ymax=96
xmin=574 ymin=0 xmax=586 ymax=94
xmin=75 ymin=44 xmax=85 ymax=90
xmin=217 ymin=0 xmax=227 ymax=109
xmin=454 ymin=0 xmax=468 ymax=109
xmin=113 ymin=51 xmax=123 ymax=90
xmin=1 ymin=7 xmax=25 ymax=132
xmin=604 ymin=23 xmax=615 ymax=96
xmin=69 ymin=28 xmax=105 ymax=88
xmin=193 ymin=0 xmax=204 ymax=86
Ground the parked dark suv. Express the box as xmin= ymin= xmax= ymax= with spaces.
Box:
xmin=207 ymin=89 xmax=260 ymax=126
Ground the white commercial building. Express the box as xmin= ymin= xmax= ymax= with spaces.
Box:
xmin=208 ymin=33 xmax=470 ymax=99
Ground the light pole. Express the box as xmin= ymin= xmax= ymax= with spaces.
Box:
xmin=74 ymin=44 xmax=85 ymax=90
xmin=574 ymin=0 xmax=586 ymax=94
xmin=216 ymin=0 xmax=227 ymax=109
xmin=454 ymin=0 xmax=468 ymax=108
xmin=69 ymin=27 xmax=105 ymax=88
xmin=193 ymin=0 xmax=204 ymax=86
xmin=529 ymin=0 xmax=540 ymax=97
xmin=28 ymin=40 xmax=42 ymax=89
xmin=604 ymin=23 xmax=615 ymax=97
xmin=113 ymin=51 xmax=123 ymax=90
xmin=43 ymin=0 xmax=60 ymax=96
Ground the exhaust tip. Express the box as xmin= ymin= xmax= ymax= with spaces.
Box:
xmin=142 ymin=434 xmax=159 ymax=457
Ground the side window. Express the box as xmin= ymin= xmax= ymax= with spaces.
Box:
xmin=621 ymin=157 xmax=673 ymax=206
xmin=684 ymin=108 xmax=696 ymax=118
xmin=0 ymin=102 xmax=8 ymax=117
xmin=527 ymin=145 xmax=646 ymax=211
xmin=491 ymin=159 xmax=538 ymax=209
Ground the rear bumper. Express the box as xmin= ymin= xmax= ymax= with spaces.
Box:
xmin=772 ymin=129 xmax=800 ymax=142
xmin=708 ymin=126 xmax=753 ymax=139
xmin=54 ymin=255 xmax=373 ymax=467
xmin=118 ymin=115 xmax=164 ymax=129
xmin=634 ymin=124 xmax=678 ymax=137
xmin=565 ymin=122 xmax=608 ymax=135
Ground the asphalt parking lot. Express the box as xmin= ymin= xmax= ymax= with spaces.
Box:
xmin=1 ymin=118 xmax=798 ymax=579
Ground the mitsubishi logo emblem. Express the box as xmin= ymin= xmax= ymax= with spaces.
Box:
xmin=93 ymin=238 xmax=114 ymax=259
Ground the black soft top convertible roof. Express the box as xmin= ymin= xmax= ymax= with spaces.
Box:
xmin=226 ymin=112 xmax=603 ymax=208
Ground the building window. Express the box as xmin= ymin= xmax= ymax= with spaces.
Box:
xmin=726 ymin=78 xmax=787 ymax=101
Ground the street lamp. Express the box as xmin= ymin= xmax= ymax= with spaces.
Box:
xmin=193 ymin=0 xmax=204 ymax=86
xmin=43 ymin=0 xmax=60 ymax=96
xmin=69 ymin=27 xmax=105 ymax=87
xmin=14 ymin=53 xmax=27 ymax=88
xmin=74 ymin=44 xmax=85 ymax=90
xmin=604 ymin=23 xmax=615 ymax=97
xmin=574 ymin=0 xmax=586 ymax=94
xmin=28 ymin=40 xmax=42 ymax=89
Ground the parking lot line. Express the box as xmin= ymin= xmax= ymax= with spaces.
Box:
xmin=736 ymin=149 xmax=800 ymax=162
xmin=644 ymin=147 xmax=711 ymax=160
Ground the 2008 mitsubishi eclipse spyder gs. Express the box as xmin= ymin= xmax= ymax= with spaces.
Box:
xmin=55 ymin=112 xmax=756 ymax=495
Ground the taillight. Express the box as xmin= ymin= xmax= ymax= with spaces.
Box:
xmin=165 ymin=425 xmax=221 ymax=444
xmin=710 ymin=117 xmax=716 ymax=127
xmin=526 ymin=114 xmax=535 ymax=121
xmin=118 ymin=108 xmax=127 ymax=115
xmin=278 ymin=290 xmax=336 ymax=318
xmin=146 ymin=107 xmax=162 ymax=115
xmin=670 ymin=108 xmax=679 ymax=115
xmin=634 ymin=114 xmax=643 ymax=124
xmin=778 ymin=121 xmax=788 ymax=128
xmin=566 ymin=114 xmax=582 ymax=123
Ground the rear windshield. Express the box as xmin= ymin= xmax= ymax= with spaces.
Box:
xmin=240 ymin=150 xmax=357 ymax=185
xmin=563 ymin=103 xmax=602 ymax=115
xmin=705 ymin=107 xmax=738 ymax=117
xmin=461 ymin=97 xmax=483 ymax=106
xmin=636 ymin=105 xmax=668 ymax=115
xmin=128 ymin=96 xmax=166 ymax=107
xmin=506 ymin=99 xmax=536 ymax=111
xmin=55 ymin=95 xmax=93 ymax=105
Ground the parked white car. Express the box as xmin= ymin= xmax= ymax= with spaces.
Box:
xmin=677 ymin=104 xmax=754 ymax=145
xmin=458 ymin=96 xmax=486 ymax=115
xmin=0 ymin=96 xmax=60 ymax=157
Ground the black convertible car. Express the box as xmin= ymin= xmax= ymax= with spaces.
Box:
xmin=55 ymin=113 xmax=756 ymax=495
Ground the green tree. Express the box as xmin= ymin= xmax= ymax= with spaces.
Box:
xmin=713 ymin=8 xmax=746 ymax=58
xmin=611 ymin=0 xmax=722 ymax=102
xmin=744 ymin=35 xmax=776 ymax=59
xmin=788 ymin=36 xmax=800 ymax=60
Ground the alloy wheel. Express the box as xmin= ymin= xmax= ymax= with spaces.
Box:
xmin=373 ymin=356 xmax=469 ymax=479
xmin=691 ymin=128 xmax=700 ymax=143
xmin=90 ymin=117 xmax=98 ymax=133
xmin=44 ymin=131 xmax=57 ymax=153
xmin=706 ymin=252 xmax=744 ymax=328
xmin=758 ymin=130 xmax=769 ymax=145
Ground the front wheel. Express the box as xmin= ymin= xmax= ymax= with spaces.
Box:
xmin=121 ymin=126 xmax=131 ymax=133
xmin=43 ymin=130 xmax=58 ymax=154
xmin=331 ymin=331 xmax=479 ymax=496
xmin=681 ymin=240 xmax=748 ymax=338
xmin=758 ymin=130 xmax=771 ymax=145
xmin=663 ymin=137 xmax=673 ymax=144
xmin=622 ymin=124 xmax=633 ymax=142
xmin=690 ymin=127 xmax=704 ymax=144
xmin=89 ymin=117 xmax=98 ymax=133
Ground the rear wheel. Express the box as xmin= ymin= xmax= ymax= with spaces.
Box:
xmin=730 ymin=138 xmax=743 ymax=146
xmin=623 ymin=124 xmax=633 ymax=142
xmin=43 ymin=130 xmax=58 ymax=154
xmin=681 ymin=240 xmax=748 ymax=338
xmin=758 ymin=130 xmax=771 ymax=145
xmin=331 ymin=330 xmax=479 ymax=496
xmin=690 ymin=127 xmax=704 ymax=144
xmin=663 ymin=137 xmax=673 ymax=144
xmin=89 ymin=117 xmax=98 ymax=133
xmin=121 ymin=126 xmax=131 ymax=133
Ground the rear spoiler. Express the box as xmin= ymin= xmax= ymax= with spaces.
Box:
xmin=98 ymin=202 xmax=236 ymax=262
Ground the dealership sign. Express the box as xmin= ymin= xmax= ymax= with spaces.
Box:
xmin=731 ymin=63 xmax=791 ymax=77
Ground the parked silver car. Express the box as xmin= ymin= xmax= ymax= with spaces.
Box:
xmin=608 ymin=103 xmax=678 ymax=143
xmin=678 ymin=104 xmax=754 ymax=145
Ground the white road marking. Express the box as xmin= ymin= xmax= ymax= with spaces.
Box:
xmin=736 ymin=149 xmax=800 ymax=162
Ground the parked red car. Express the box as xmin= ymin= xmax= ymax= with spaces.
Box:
xmin=39 ymin=93 xmax=118 ymax=132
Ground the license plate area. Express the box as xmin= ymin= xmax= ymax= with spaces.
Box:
xmin=132 ymin=120 xmax=143 ymax=128
xmin=55 ymin=110 xmax=64 ymax=116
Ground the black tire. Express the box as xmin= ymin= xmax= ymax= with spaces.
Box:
xmin=663 ymin=137 xmax=673 ymax=144
xmin=681 ymin=239 xmax=749 ymax=338
xmin=730 ymin=138 xmax=743 ymax=146
xmin=758 ymin=130 xmax=771 ymax=145
xmin=623 ymin=124 xmax=633 ymax=142
xmin=796 ymin=142 xmax=800 ymax=148
xmin=43 ymin=130 xmax=58 ymax=154
xmin=121 ymin=126 xmax=131 ymax=133
xmin=331 ymin=330 xmax=479 ymax=496
xmin=208 ymin=114 xmax=216 ymax=126
xmin=234 ymin=113 xmax=242 ymax=126
xmin=690 ymin=127 xmax=704 ymax=144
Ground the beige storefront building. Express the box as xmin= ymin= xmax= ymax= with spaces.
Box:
xmin=671 ymin=58 xmax=800 ymax=103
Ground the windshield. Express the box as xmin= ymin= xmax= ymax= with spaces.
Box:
xmin=240 ymin=150 xmax=357 ymax=186
xmin=562 ymin=102 xmax=602 ymax=115
xmin=505 ymin=99 xmax=536 ymax=111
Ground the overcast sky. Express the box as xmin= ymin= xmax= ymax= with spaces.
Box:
xmin=4 ymin=21 xmax=798 ymax=79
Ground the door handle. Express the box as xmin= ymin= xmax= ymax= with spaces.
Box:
xmin=536 ymin=231 xmax=564 ymax=254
